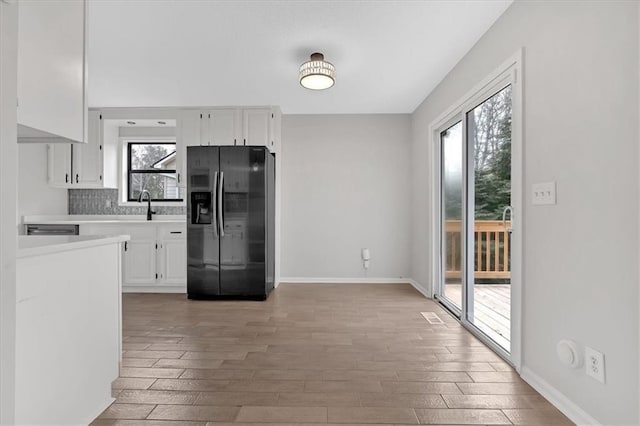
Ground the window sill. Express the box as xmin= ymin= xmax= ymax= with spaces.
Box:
xmin=118 ymin=201 xmax=186 ymax=208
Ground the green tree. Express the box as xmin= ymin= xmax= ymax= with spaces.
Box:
xmin=472 ymin=87 xmax=512 ymax=220
xmin=130 ymin=144 xmax=175 ymax=200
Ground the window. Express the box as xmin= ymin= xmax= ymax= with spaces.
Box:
xmin=127 ymin=142 xmax=182 ymax=201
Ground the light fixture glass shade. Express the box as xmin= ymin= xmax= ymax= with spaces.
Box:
xmin=299 ymin=52 xmax=335 ymax=90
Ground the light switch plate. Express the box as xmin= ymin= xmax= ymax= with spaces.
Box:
xmin=532 ymin=182 xmax=556 ymax=205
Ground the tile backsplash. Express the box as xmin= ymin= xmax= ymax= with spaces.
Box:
xmin=68 ymin=189 xmax=186 ymax=216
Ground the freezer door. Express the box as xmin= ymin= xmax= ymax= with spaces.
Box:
xmin=187 ymin=146 xmax=220 ymax=297
xmin=219 ymin=146 xmax=267 ymax=296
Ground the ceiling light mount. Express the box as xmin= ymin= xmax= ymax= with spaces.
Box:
xmin=299 ymin=52 xmax=335 ymax=90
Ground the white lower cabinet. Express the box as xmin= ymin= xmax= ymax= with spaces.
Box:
xmin=80 ymin=222 xmax=186 ymax=292
xmin=124 ymin=240 xmax=157 ymax=285
xmin=157 ymin=226 xmax=187 ymax=285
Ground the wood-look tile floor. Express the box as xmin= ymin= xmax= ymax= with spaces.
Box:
xmin=92 ymin=284 xmax=573 ymax=425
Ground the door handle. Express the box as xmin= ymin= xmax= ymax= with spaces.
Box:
xmin=65 ymin=173 xmax=69 ymax=183
xmin=212 ymin=171 xmax=218 ymax=237
xmin=218 ymin=171 xmax=225 ymax=237
xmin=502 ymin=206 xmax=514 ymax=233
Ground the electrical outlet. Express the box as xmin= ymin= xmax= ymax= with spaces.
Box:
xmin=585 ymin=347 xmax=605 ymax=383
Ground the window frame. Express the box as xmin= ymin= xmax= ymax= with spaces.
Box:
xmin=126 ymin=141 xmax=183 ymax=202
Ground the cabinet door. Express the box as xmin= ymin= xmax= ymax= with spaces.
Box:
xmin=47 ymin=144 xmax=72 ymax=187
xmin=18 ymin=0 xmax=86 ymax=143
xmin=73 ymin=111 xmax=103 ymax=187
xmin=242 ymin=109 xmax=271 ymax=147
xmin=158 ymin=225 xmax=187 ymax=285
xmin=159 ymin=240 xmax=187 ymax=285
xmin=209 ymin=109 xmax=240 ymax=146
xmin=124 ymin=240 xmax=157 ymax=285
xmin=177 ymin=110 xmax=202 ymax=188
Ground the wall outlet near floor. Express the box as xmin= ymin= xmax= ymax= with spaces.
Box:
xmin=585 ymin=346 xmax=605 ymax=383
xmin=361 ymin=248 xmax=370 ymax=269
xmin=532 ymin=181 xmax=556 ymax=205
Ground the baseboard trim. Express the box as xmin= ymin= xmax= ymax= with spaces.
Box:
xmin=520 ymin=366 xmax=601 ymax=426
xmin=278 ymin=277 xmax=435 ymax=301
xmin=123 ymin=285 xmax=186 ymax=294
xmin=278 ymin=277 xmax=411 ymax=284
xmin=407 ymin=279 xmax=432 ymax=299
xmin=83 ymin=395 xmax=114 ymax=425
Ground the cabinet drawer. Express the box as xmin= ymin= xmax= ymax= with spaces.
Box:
xmin=159 ymin=224 xmax=187 ymax=240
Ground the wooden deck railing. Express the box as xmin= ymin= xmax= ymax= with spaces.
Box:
xmin=445 ymin=220 xmax=510 ymax=280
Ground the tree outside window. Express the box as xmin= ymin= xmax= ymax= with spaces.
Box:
xmin=127 ymin=142 xmax=182 ymax=201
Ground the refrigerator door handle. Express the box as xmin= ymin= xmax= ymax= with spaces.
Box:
xmin=218 ymin=171 xmax=225 ymax=237
xmin=212 ymin=171 xmax=219 ymax=237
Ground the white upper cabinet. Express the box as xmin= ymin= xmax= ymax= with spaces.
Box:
xmin=47 ymin=111 xmax=117 ymax=189
xmin=177 ymin=110 xmax=202 ymax=188
xmin=208 ymin=109 xmax=240 ymax=146
xmin=17 ymin=0 xmax=87 ymax=144
xmin=243 ymin=108 xmax=271 ymax=147
xmin=190 ymin=106 xmax=280 ymax=153
xmin=74 ymin=111 xmax=104 ymax=186
xmin=179 ymin=110 xmax=202 ymax=148
xmin=244 ymin=107 xmax=281 ymax=153
xmin=48 ymin=144 xmax=72 ymax=187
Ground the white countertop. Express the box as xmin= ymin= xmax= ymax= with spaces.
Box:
xmin=23 ymin=214 xmax=186 ymax=225
xmin=18 ymin=235 xmax=130 ymax=258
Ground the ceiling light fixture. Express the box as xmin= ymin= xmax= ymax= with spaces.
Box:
xmin=299 ymin=52 xmax=335 ymax=90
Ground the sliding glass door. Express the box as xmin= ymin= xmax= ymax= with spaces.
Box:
xmin=440 ymin=121 xmax=464 ymax=313
xmin=436 ymin=79 xmax=515 ymax=358
xmin=467 ymin=85 xmax=513 ymax=353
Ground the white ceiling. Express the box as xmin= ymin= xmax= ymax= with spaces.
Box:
xmin=88 ymin=0 xmax=512 ymax=114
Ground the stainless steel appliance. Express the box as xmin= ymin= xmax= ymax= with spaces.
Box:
xmin=187 ymin=146 xmax=275 ymax=300
xmin=26 ymin=224 xmax=79 ymax=235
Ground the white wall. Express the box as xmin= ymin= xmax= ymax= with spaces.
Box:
xmin=281 ymin=114 xmax=412 ymax=281
xmin=411 ymin=1 xmax=639 ymax=425
xmin=17 ymin=144 xmax=68 ymax=220
xmin=0 ymin=1 xmax=18 ymax=423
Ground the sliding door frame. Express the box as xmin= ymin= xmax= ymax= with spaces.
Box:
xmin=437 ymin=117 xmax=465 ymax=318
xmin=430 ymin=50 xmax=523 ymax=371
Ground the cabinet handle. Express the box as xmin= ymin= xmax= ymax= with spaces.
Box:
xmin=65 ymin=173 xmax=69 ymax=183
xmin=76 ymin=174 xmax=79 ymax=183
xmin=170 ymin=231 xmax=182 ymax=234
xmin=155 ymin=273 xmax=158 ymax=280
xmin=124 ymin=241 xmax=128 ymax=251
xmin=177 ymin=173 xmax=181 ymax=183
xmin=243 ymin=138 xmax=246 ymax=145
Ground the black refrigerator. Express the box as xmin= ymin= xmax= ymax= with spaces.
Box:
xmin=187 ymin=146 xmax=275 ymax=300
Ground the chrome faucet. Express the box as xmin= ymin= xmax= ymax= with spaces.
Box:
xmin=138 ymin=190 xmax=156 ymax=221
